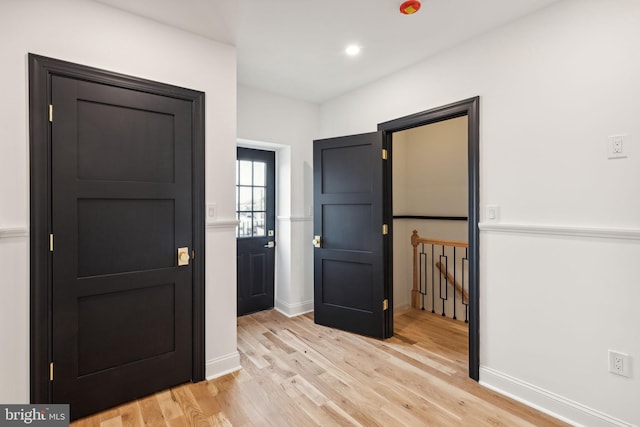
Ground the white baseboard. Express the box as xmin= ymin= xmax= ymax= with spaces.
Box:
xmin=205 ymin=351 xmax=241 ymax=380
xmin=479 ymin=366 xmax=634 ymax=427
xmin=393 ymin=303 xmax=411 ymax=313
xmin=274 ymin=299 xmax=314 ymax=318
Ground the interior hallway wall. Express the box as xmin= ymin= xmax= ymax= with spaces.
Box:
xmin=319 ymin=1 xmax=640 ymax=425
xmin=0 ymin=0 xmax=239 ymax=402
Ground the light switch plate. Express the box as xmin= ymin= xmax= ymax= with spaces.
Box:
xmin=486 ymin=205 xmax=499 ymax=222
xmin=206 ymin=203 xmax=217 ymax=222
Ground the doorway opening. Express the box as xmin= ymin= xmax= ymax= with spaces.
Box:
xmin=236 ymin=139 xmax=298 ymax=318
xmin=379 ymin=96 xmax=480 ymax=380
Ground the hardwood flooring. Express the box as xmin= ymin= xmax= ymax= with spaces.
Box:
xmin=72 ymin=309 xmax=567 ymax=427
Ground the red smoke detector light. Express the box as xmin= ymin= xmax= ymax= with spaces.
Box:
xmin=400 ymin=0 xmax=421 ymax=15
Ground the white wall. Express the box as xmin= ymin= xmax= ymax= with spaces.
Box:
xmin=0 ymin=0 xmax=239 ymax=403
xmin=237 ymin=85 xmax=319 ymax=316
xmin=320 ymin=0 xmax=640 ymax=425
xmin=393 ymin=116 xmax=468 ymax=217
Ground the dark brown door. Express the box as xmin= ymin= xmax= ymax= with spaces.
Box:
xmin=313 ymin=132 xmax=391 ymax=338
xmin=51 ymin=75 xmax=193 ymax=419
xmin=236 ymin=147 xmax=276 ymax=316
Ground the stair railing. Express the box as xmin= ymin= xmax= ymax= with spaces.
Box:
xmin=411 ymin=230 xmax=469 ymax=322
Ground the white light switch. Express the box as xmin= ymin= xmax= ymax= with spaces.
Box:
xmin=206 ymin=203 xmax=217 ymax=222
xmin=486 ymin=205 xmax=499 ymax=222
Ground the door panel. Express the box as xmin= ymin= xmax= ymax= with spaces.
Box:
xmin=76 ymin=100 xmax=175 ymax=182
xmin=51 ymin=75 xmax=193 ymax=419
xmin=323 ymin=204 xmax=372 ymax=251
xmin=77 ymin=282 xmax=176 ymax=375
xmin=77 ymin=199 xmax=175 ymax=276
xmin=313 ymin=132 xmax=390 ymax=339
xmin=236 ymin=147 xmax=276 ymax=316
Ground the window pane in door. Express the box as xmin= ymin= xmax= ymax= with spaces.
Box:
xmin=253 ymin=162 xmax=266 ymax=186
xmin=253 ymin=187 xmax=265 ymax=211
xmin=238 ymin=160 xmax=252 ymax=186
xmin=238 ymin=186 xmax=252 ymax=212
xmin=253 ymin=212 xmax=265 ymax=237
xmin=238 ymin=212 xmax=253 ymax=237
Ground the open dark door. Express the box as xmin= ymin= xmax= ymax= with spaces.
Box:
xmin=313 ymin=132 xmax=391 ymax=339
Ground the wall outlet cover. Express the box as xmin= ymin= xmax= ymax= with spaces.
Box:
xmin=608 ymin=350 xmax=631 ymax=377
xmin=607 ymin=134 xmax=631 ymax=159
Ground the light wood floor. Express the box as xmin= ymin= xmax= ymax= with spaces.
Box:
xmin=72 ymin=309 xmax=567 ymax=427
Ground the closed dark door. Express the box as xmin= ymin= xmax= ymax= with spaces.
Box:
xmin=313 ymin=132 xmax=391 ymax=338
xmin=51 ymin=75 xmax=193 ymax=419
xmin=236 ymin=148 xmax=276 ymax=316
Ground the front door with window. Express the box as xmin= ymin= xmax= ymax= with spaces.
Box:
xmin=236 ymin=148 xmax=276 ymax=316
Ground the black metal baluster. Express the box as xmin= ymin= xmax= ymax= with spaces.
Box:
xmin=420 ymin=243 xmax=426 ymax=310
xmin=439 ymin=246 xmax=448 ymax=317
xmin=431 ymin=244 xmax=435 ymax=313
xmin=453 ymin=246 xmax=457 ymax=320
xmin=463 ymin=247 xmax=469 ymax=323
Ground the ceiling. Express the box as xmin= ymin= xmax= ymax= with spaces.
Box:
xmin=93 ymin=0 xmax=561 ymax=103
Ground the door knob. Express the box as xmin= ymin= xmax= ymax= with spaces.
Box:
xmin=264 ymin=241 xmax=276 ymax=248
xmin=312 ymin=235 xmax=321 ymax=248
xmin=177 ymin=247 xmax=190 ymax=266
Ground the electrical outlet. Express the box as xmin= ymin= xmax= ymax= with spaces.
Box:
xmin=609 ymin=350 xmax=631 ymax=377
xmin=607 ymin=135 xmax=630 ymax=159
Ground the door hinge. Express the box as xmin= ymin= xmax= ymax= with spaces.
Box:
xmin=49 ymin=105 xmax=53 ymax=123
xmin=49 ymin=362 xmax=54 ymax=381
xmin=382 ymin=148 xmax=388 ymax=160
xmin=382 ymin=224 xmax=388 ymax=235
xmin=383 ymin=299 xmax=389 ymax=311
xmin=49 ymin=234 xmax=54 ymax=252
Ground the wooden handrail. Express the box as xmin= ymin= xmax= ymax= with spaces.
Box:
xmin=411 ymin=230 xmax=468 ymax=249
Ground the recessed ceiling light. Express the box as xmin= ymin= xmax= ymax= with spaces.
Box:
xmin=345 ymin=45 xmax=361 ymax=56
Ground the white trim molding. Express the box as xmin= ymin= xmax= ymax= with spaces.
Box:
xmin=205 ymin=351 xmax=241 ymax=380
xmin=206 ymin=219 xmax=240 ymax=230
xmin=0 ymin=227 xmax=29 ymax=238
xmin=480 ymin=366 xmax=634 ymax=427
xmin=277 ymin=216 xmax=312 ymax=223
xmin=479 ymin=223 xmax=640 ymax=241
xmin=275 ymin=299 xmax=314 ymax=318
